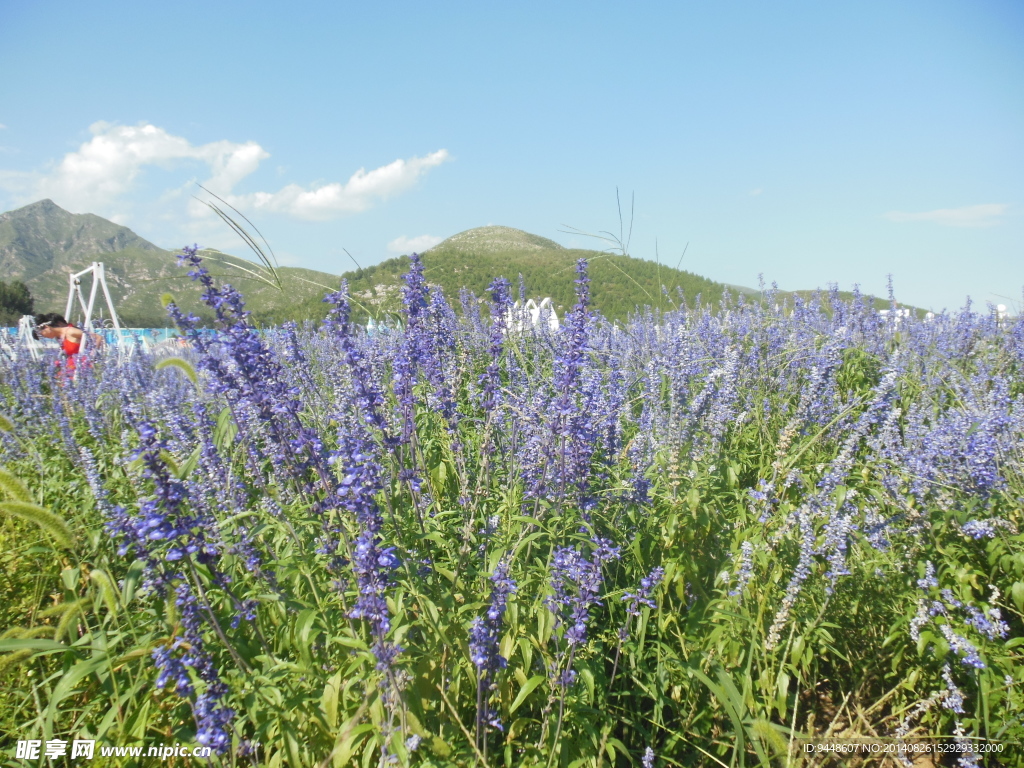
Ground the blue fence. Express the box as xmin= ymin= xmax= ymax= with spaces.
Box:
xmin=0 ymin=327 xmax=186 ymax=347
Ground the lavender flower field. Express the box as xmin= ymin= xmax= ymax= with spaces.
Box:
xmin=1 ymin=249 xmax=1022 ymax=767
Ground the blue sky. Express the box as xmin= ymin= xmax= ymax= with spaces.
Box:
xmin=1 ymin=0 xmax=1021 ymax=312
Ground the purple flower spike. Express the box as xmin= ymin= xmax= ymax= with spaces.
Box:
xmin=470 ymin=560 xmax=517 ymax=740
xmin=623 ymin=566 xmax=665 ymax=616
xmin=547 ymin=536 xmax=620 ymax=688
xmin=469 ymin=560 xmax=517 ymax=674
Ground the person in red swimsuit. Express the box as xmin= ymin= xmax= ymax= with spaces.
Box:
xmin=32 ymin=313 xmax=101 ymax=373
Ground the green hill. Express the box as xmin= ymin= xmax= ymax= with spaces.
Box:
xmin=0 ymin=203 xmax=739 ymax=327
xmin=289 ymin=226 xmax=734 ymax=324
xmin=0 ymin=200 xmax=341 ymax=327
xmin=296 ymin=225 xmax=906 ymax=324
xmin=2 ymin=201 xmax=907 ymax=328
xmin=0 ymin=199 xmax=164 ymax=280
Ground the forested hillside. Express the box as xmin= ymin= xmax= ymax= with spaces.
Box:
xmin=3 ymin=203 xmax=904 ymax=328
xmin=285 ymin=226 xmax=734 ymax=325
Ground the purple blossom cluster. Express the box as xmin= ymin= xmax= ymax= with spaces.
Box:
xmin=546 ymin=537 xmax=620 ymax=687
xmin=910 ymin=564 xmax=1008 ymax=670
xmin=469 ymin=560 xmax=516 ymax=675
xmin=623 ymin=566 xmax=665 ymax=617
xmin=164 ymin=581 xmax=235 ymax=752
xmin=523 ymin=259 xmax=601 ymax=511
xmin=3 ymin=238 xmax=1021 ymax=762
xmin=480 ymin=277 xmax=512 ymax=413
xmin=469 ymin=560 xmax=517 ymax=740
xmin=111 ymin=422 xmax=236 ymax=751
xmin=167 ymin=246 xmax=336 ymax=508
xmin=115 ymin=421 xmax=219 ymax=588
xmin=728 ymin=542 xmax=755 ymax=599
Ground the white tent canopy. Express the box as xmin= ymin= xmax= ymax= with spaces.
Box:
xmin=505 ymin=298 xmax=560 ymax=333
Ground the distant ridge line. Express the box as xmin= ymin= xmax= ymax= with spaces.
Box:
xmin=431 ymin=225 xmax=564 ymax=253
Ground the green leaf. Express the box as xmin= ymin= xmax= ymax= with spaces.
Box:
xmin=122 ymin=560 xmax=145 ymax=604
xmin=323 ymin=672 xmax=342 ymax=728
xmin=687 ymin=486 xmax=700 ymax=512
xmin=580 ymin=667 xmax=595 ymax=704
xmin=434 ymin=566 xmax=457 ymax=584
xmin=775 ymin=671 xmax=790 ymax=719
xmin=536 ymin=606 xmax=552 ymax=645
xmin=0 ymin=638 xmax=70 ymax=653
xmin=518 ymin=636 xmax=533 ymax=672
xmin=124 ymin=698 xmax=151 ymax=739
xmin=335 ymin=723 xmax=375 ymax=766
xmin=295 ymin=608 xmax=317 ymax=646
xmin=1011 ymin=582 xmax=1024 ymax=613
xmin=789 ymin=635 xmax=806 ymax=671
xmin=917 ymin=630 xmax=935 ymax=657
xmin=154 ymin=356 xmax=198 ymax=385
xmin=44 ymin=655 xmax=110 ymax=734
xmin=329 ymin=635 xmax=369 ymax=651
xmin=509 ymin=674 xmax=546 ymax=714
xmin=214 ymin=406 xmax=238 ymax=451
xmin=832 ymin=484 xmax=847 ymax=509
xmin=690 ymin=666 xmax=747 ymax=766
xmin=607 ymin=738 xmax=630 ymax=761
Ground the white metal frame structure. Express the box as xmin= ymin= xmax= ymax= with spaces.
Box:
xmin=506 ymin=298 xmax=560 ymax=333
xmin=64 ymin=262 xmax=124 ymax=354
xmin=17 ymin=315 xmax=43 ymax=360
xmin=2 ymin=315 xmax=49 ymax=362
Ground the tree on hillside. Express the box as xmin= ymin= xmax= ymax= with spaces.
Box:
xmin=0 ymin=280 xmax=34 ymax=326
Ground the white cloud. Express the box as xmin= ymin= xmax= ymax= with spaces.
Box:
xmin=25 ymin=122 xmax=267 ymax=213
xmin=749 ymin=188 xmax=763 ymax=196
xmin=883 ymin=203 xmax=1008 ymax=228
xmin=0 ymin=123 xmax=7 ymax=130
xmin=388 ymin=234 xmax=443 ymax=254
xmin=4 ymin=121 xmax=449 ymax=223
xmin=231 ymin=150 xmax=451 ymax=220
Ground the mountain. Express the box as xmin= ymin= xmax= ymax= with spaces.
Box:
xmin=424 ymin=226 xmax=733 ymax=319
xmin=0 ymin=200 xmax=342 ymax=327
xmin=0 ymin=203 xmax=734 ymax=327
xmin=2 ymin=201 xmax=904 ymax=328
xmin=0 ymin=199 xmax=162 ymax=280
xmin=304 ymin=225 xmax=907 ymax=323
xmin=285 ymin=225 xmax=736 ymax=324
xmin=436 ymin=225 xmax=564 ymax=253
